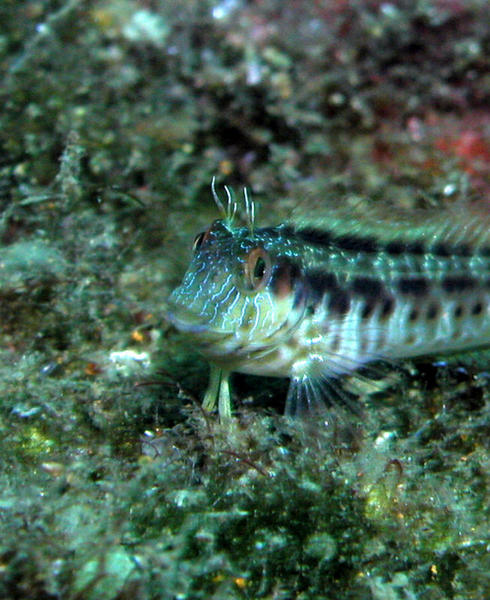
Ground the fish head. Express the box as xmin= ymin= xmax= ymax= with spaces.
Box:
xmin=166 ymin=220 xmax=307 ymax=367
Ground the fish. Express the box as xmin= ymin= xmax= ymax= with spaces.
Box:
xmin=166 ymin=181 xmax=490 ymax=420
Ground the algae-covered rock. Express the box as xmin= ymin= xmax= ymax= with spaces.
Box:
xmin=0 ymin=0 xmax=488 ymax=598
xmin=74 ymin=546 xmax=136 ymax=600
xmin=0 ymin=240 xmax=66 ymax=288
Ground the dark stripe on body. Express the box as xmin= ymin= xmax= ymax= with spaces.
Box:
xmin=385 ymin=240 xmax=426 ymax=255
xmin=350 ymin=276 xmax=394 ymax=320
xmin=303 ymin=269 xmax=398 ymax=320
xmin=303 ymin=269 xmax=339 ymax=307
xmin=351 ymin=276 xmax=384 ymax=298
xmin=279 ymin=226 xmax=380 ymax=253
xmin=432 ymin=242 xmax=471 ymax=257
xmin=306 ymin=270 xmax=338 ymax=294
xmin=397 ymin=277 xmax=430 ymax=296
xmin=335 ymin=235 xmax=378 ymax=253
xmin=328 ymin=289 xmax=351 ymax=316
xmin=302 ymin=268 xmax=351 ymax=316
xmin=273 ymin=225 xmax=487 ymax=259
xmin=288 ymin=226 xmax=332 ymax=247
xmin=441 ymin=276 xmax=477 ymax=293
xmin=304 ymin=271 xmax=396 ymax=319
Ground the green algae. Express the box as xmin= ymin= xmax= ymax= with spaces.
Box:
xmin=0 ymin=0 xmax=488 ymax=598
xmin=0 ymin=240 xmax=66 ymax=287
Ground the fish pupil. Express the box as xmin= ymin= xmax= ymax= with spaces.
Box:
xmin=254 ymin=256 xmax=266 ymax=281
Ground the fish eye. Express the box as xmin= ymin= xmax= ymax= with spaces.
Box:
xmin=244 ymin=247 xmax=271 ymax=291
xmin=193 ymin=231 xmax=206 ymax=253
xmin=192 ymin=220 xmax=230 ymax=253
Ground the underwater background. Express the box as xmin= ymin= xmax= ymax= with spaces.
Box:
xmin=0 ymin=1 xmax=488 ymax=598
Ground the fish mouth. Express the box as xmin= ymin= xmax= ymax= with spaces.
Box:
xmin=165 ymin=302 xmax=234 ymax=339
xmin=165 ymin=302 xmax=275 ymax=363
xmin=165 ymin=307 xmax=212 ymax=335
xmin=165 ymin=305 xmax=237 ymax=360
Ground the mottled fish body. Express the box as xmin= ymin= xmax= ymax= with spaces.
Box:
xmin=166 ymin=194 xmax=490 ymax=418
